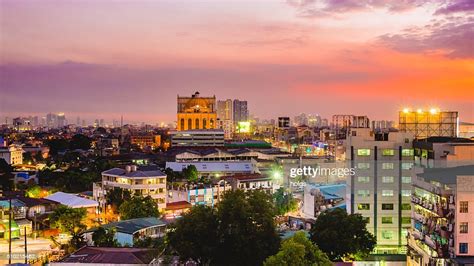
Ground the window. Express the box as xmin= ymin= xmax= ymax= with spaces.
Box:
xmin=382 ymin=217 xmax=393 ymax=224
xmin=382 ymin=149 xmax=395 ymax=156
xmin=358 ymin=203 xmax=370 ymax=210
xmin=402 ymin=149 xmax=414 ymax=156
xmin=402 ymin=217 xmax=411 ymax=224
xmin=402 ymin=162 xmax=414 ymax=170
xmin=402 ymin=190 xmax=411 ymax=197
xmin=382 ymin=190 xmax=394 ymax=197
xmin=382 ymin=230 xmax=394 ymax=240
xmin=382 ymin=176 xmax=394 ymax=183
xmin=357 ymin=149 xmax=371 ymax=156
xmin=382 ymin=203 xmax=394 ymax=210
xmin=459 ymin=243 xmax=469 ymax=254
xmin=402 ymin=176 xmax=412 ymax=184
xmin=358 ymin=176 xmax=370 ymax=183
xmin=357 ymin=163 xmax=370 ymax=169
xmin=460 ymin=201 xmax=469 ymax=213
xmin=460 ymin=222 xmax=468 ymax=234
xmin=382 ymin=163 xmax=394 ymax=169
xmin=357 ymin=190 xmax=370 ymax=197
xmin=401 ymin=203 xmax=411 ymax=210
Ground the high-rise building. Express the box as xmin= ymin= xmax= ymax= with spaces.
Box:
xmin=57 ymin=113 xmax=66 ymax=127
xmin=399 ymin=109 xmax=459 ymax=139
xmin=217 ymin=99 xmax=234 ymax=139
xmin=233 ymin=99 xmax=248 ymax=124
xmin=407 ymin=165 xmax=474 ymax=266
xmin=278 ymin=117 xmax=290 ymax=129
xmin=177 ymin=92 xmax=217 ymax=131
xmin=294 ymin=113 xmax=308 ymax=126
xmin=46 ymin=113 xmax=57 ymax=128
xmin=346 ymin=127 xmax=415 ymax=255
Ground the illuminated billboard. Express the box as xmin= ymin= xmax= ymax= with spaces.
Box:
xmin=237 ymin=121 xmax=251 ymax=133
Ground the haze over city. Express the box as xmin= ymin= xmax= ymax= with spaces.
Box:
xmin=1 ymin=0 xmax=473 ymax=122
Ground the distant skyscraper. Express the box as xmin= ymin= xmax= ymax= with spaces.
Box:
xmin=46 ymin=113 xmax=57 ymax=128
xmin=76 ymin=116 xmax=81 ymax=126
xmin=217 ymin=99 xmax=234 ymax=139
xmin=294 ymin=113 xmax=308 ymax=126
xmin=278 ymin=117 xmax=290 ymax=129
xmin=57 ymin=113 xmax=66 ymax=127
xmin=233 ymin=99 xmax=248 ymax=123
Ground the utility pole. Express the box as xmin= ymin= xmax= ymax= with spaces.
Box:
xmin=24 ymin=227 xmax=28 ymax=264
xmin=8 ymin=198 xmax=12 ymax=265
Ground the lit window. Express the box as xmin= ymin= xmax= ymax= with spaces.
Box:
xmin=382 ymin=176 xmax=394 ymax=183
xmin=402 ymin=163 xmax=414 ymax=170
xmin=460 ymin=222 xmax=468 ymax=234
xmin=401 ymin=203 xmax=411 ymax=210
xmin=357 ymin=190 xmax=370 ymax=197
xmin=460 ymin=201 xmax=468 ymax=213
xmin=402 ymin=217 xmax=411 ymax=224
xmin=382 ymin=163 xmax=394 ymax=170
xmin=402 ymin=149 xmax=414 ymax=156
xmin=382 ymin=230 xmax=394 ymax=240
xmin=402 ymin=176 xmax=412 ymax=184
xmin=358 ymin=203 xmax=370 ymax=210
xmin=357 ymin=163 xmax=370 ymax=169
xmin=358 ymin=176 xmax=370 ymax=183
xmin=382 ymin=149 xmax=395 ymax=156
xmin=402 ymin=190 xmax=411 ymax=197
xmin=357 ymin=149 xmax=371 ymax=156
xmin=382 ymin=217 xmax=393 ymax=224
xmin=382 ymin=190 xmax=394 ymax=197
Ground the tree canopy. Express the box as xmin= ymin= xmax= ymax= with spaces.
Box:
xmin=309 ymin=208 xmax=376 ymax=261
xmin=168 ymin=205 xmax=219 ymax=265
xmin=92 ymin=227 xmax=119 ymax=247
xmin=118 ymin=195 xmax=160 ymax=220
xmin=273 ymin=187 xmax=298 ymax=216
xmin=264 ymin=231 xmax=332 ymax=266
xmin=106 ymin=187 xmax=132 ymax=211
xmin=49 ymin=205 xmax=87 ymax=249
xmin=182 ymin=165 xmax=198 ymax=182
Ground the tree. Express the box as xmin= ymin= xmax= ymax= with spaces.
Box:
xmin=264 ymin=231 xmax=331 ymax=266
xmin=69 ymin=134 xmax=92 ymax=150
xmin=274 ymin=187 xmax=298 ymax=216
xmin=168 ymin=205 xmax=219 ymax=265
xmin=47 ymin=138 xmax=69 ymax=155
xmin=0 ymin=158 xmax=14 ymax=191
xmin=182 ymin=165 xmax=198 ymax=182
xmin=92 ymin=227 xmax=119 ymax=247
xmin=118 ymin=195 xmax=160 ymax=220
xmin=309 ymin=208 xmax=376 ymax=261
xmin=49 ymin=205 xmax=87 ymax=249
xmin=215 ymin=190 xmax=280 ymax=265
xmin=106 ymin=187 xmax=132 ymax=210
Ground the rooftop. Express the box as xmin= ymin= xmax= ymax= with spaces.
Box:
xmin=102 ymin=167 xmax=166 ymax=178
xmin=416 ymin=136 xmax=474 ymax=143
xmin=58 ymin=246 xmax=157 ymax=264
xmin=99 ymin=217 xmax=166 ymax=235
xmin=166 ymin=161 xmax=255 ymax=172
xmin=416 ymin=165 xmax=474 ymax=184
xmin=45 ymin=192 xmax=98 ymax=208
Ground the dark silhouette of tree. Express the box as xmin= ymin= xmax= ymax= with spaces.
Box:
xmin=92 ymin=227 xmax=119 ymax=247
xmin=309 ymin=208 xmax=376 ymax=261
xmin=69 ymin=134 xmax=92 ymax=150
xmin=182 ymin=165 xmax=198 ymax=182
xmin=274 ymin=187 xmax=298 ymax=216
xmin=118 ymin=195 xmax=160 ymax=220
xmin=264 ymin=231 xmax=332 ymax=266
xmin=168 ymin=205 xmax=219 ymax=265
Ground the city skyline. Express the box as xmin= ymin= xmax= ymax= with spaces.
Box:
xmin=1 ymin=0 xmax=473 ymax=122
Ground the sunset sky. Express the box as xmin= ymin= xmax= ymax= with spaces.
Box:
xmin=1 ymin=0 xmax=473 ymax=124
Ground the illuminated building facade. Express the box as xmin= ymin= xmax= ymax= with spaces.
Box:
xmin=399 ymin=109 xmax=459 ymax=139
xmin=177 ymin=92 xmax=217 ymax=131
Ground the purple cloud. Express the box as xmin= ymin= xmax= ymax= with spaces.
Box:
xmin=435 ymin=0 xmax=474 ymax=15
xmin=379 ymin=16 xmax=474 ymax=58
xmin=287 ymin=0 xmax=433 ymax=17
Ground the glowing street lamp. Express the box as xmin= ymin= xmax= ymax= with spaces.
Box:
xmin=403 ymin=108 xmax=410 ymax=114
xmin=417 ymin=109 xmax=423 ymax=114
xmin=430 ymin=108 xmax=438 ymax=114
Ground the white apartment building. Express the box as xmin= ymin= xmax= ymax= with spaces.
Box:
xmin=0 ymin=144 xmax=24 ymax=165
xmin=100 ymin=165 xmax=167 ymax=210
xmin=345 ymin=128 xmax=415 ymax=255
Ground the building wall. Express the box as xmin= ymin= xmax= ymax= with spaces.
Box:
xmin=455 ymin=175 xmax=474 ymax=257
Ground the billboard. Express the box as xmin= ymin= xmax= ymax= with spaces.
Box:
xmin=237 ymin=121 xmax=251 ymax=133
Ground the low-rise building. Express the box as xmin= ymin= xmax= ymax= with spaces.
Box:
xmin=83 ymin=217 xmax=166 ymax=247
xmin=166 ymin=160 xmax=258 ymax=178
xmin=170 ymin=129 xmax=224 ymax=147
xmin=100 ymin=165 xmax=167 ymax=210
xmin=51 ymin=246 xmax=159 ymax=265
